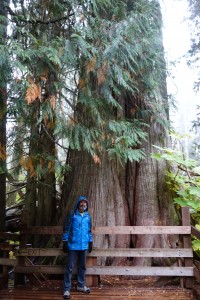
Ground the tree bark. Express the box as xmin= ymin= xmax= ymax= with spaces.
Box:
xmin=61 ymin=150 xmax=130 ymax=264
xmin=125 ymin=1 xmax=179 ymax=266
xmin=36 ymin=120 xmax=56 ymax=227
xmin=127 ymin=124 xmax=179 ymax=267
xmin=0 ymin=0 xmax=7 ymax=232
xmin=25 ymin=103 xmax=40 ymax=227
xmin=7 ymin=118 xmax=24 ymax=207
xmin=25 ymin=101 xmax=56 ymax=247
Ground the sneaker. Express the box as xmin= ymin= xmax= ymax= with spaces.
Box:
xmin=63 ymin=290 xmax=70 ymax=299
xmin=77 ymin=286 xmax=90 ymax=293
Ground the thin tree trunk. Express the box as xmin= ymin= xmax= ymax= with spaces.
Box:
xmin=25 ymin=103 xmax=39 ymax=227
xmin=0 ymin=0 xmax=7 ymax=232
xmin=36 ymin=118 xmax=56 ymax=227
xmin=24 ymin=99 xmax=56 ymax=247
xmin=7 ymin=118 xmax=24 ymax=207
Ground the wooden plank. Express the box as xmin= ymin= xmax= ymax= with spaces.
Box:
xmin=0 ymin=258 xmax=18 ymax=266
xmin=86 ymin=257 xmax=93 ymax=287
xmin=182 ymin=208 xmax=193 ymax=266
xmin=181 ymin=206 xmax=193 ymax=288
xmin=86 ymin=266 xmax=194 ymax=277
xmin=21 ymin=226 xmax=62 ymax=235
xmin=14 ymin=265 xmax=194 ymax=276
xmin=0 ymin=284 xmax=195 ymax=300
xmin=0 ymin=242 xmax=14 ymax=251
xmin=15 ymin=265 xmax=64 ymax=274
xmin=14 ymin=247 xmax=193 ymax=258
xmin=92 ymin=226 xmax=191 ymax=235
xmin=16 ymin=209 xmax=28 ymax=285
xmin=178 ymin=257 xmax=184 ymax=288
xmin=90 ymin=248 xmax=193 ymax=258
xmin=86 ymin=257 xmax=99 ymax=287
xmin=2 ymin=251 xmax=9 ymax=285
xmin=14 ymin=248 xmax=64 ymax=257
xmin=0 ymin=232 xmax=19 ymax=241
xmin=21 ymin=225 xmax=191 ymax=235
xmin=191 ymin=225 xmax=200 ymax=239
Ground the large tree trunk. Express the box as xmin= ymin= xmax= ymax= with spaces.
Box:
xmin=62 ymin=150 xmax=130 ymax=264
xmin=127 ymin=123 xmax=179 ymax=267
xmin=125 ymin=1 xmax=178 ymax=266
xmin=62 ymin=128 xmax=178 ymax=267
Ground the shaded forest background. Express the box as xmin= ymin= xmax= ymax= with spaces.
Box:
xmin=0 ymin=0 xmax=200 ymax=266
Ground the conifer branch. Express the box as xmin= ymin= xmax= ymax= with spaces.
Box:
xmin=5 ymin=6 xmax=74 ymax=25
xmin=41 ymin=123 xmax=69 ymax=151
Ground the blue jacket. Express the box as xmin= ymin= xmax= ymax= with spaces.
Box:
xmin=62 ymin=196 xmax=93 ymax=250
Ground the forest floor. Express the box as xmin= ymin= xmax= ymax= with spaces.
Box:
xmin=0 ymin=276 xmax=197 ymax=299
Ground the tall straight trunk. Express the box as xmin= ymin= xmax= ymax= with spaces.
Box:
xmin=7 ymin=118 xmax=24 ymax=207
xmin=36 ymin=120 xmax=56 ymax=227
xmin=26 ymin=106 xmax=56 ymax=246
xmin=0 ymin=0 xmax=7 ymax=232
xmin=0 ymin=92 xmax=6 ymax=233
xmin=127 ymin=123 xmax=178 ymax=266
xmin=25 ymin=103 xmax=39 ymax=227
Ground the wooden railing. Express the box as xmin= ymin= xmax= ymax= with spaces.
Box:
xmin=0 ymin=207 xmax=196 ymax=288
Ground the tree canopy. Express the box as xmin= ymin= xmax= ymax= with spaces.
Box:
xmin=2 ymin=0 xmax=168 ymax=182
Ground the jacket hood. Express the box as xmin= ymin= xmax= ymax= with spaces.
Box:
xmin=75 ymin=196 xmax=88 ymax=211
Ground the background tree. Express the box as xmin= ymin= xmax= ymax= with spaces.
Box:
xmin=0 ymin=0 xmax=9 ymax=232
xmin=187 ymin=0 xmax=200 ymax=160
xmin=188 ymin=0 xmax=200 ymax=93
xmin=4 ymin=0 xmax=66 ymax=245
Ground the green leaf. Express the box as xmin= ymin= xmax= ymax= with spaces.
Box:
xmin=192 ymin=239 xmax=200 ymax=251
xmin=174 ymin=198 xmax=188 ymax=207
xmin=177 ymin=190 xmax=188 ymax=198
xmin=151 ymin=153 xmax=162 ymax=160
xmin=188 ymin=186 xmax=200 ymax=197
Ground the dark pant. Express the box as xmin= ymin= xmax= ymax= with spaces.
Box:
xmin=64 ymin=250 xmax=87 ymax=292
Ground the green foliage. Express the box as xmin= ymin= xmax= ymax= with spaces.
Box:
xmin=152 ymin=135 xmax=200 ymax=253
xmin=2 ymin=0 xmax=169 ymax=207
xmin=192 ymin=224 xmax=200 ymax=256
xmin=152 ymin=143 xmax=200 ymax=211
xmin=0 ymin=45 xmax=11 ymax=87
xmin=107 ymin=120 xmax=146 ymax=164
xmin=190 ymin=105 xmax=200 ymax=161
